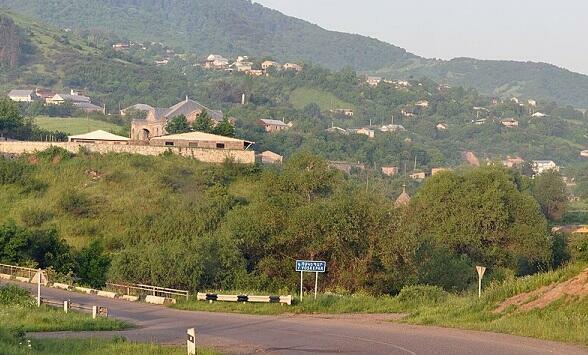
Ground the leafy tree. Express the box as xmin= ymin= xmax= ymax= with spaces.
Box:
xmin=532 ymin=170 xmax=569 ymax=221
xmin=303 ymin=103 xmax=322 ymax=118
xmin=212 ymin=118 xmax=235 ymax=137
xmin=0 ymin=98 xmax=24 ymax=137
xmin=165 ymin=114 xmax=191 ymax=134
xmin=74 ymin=241 xmax=111 ymax=288
xmin=192 ymin=110 xmax=213 ymax=133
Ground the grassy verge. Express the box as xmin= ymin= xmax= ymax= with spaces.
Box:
xmin=402 ymin=262 xmax=588 ymax=346
xmin=34 ymin=116 xmax=123 ymax=135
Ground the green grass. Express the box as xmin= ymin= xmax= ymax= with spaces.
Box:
xmin=289 ymin=87 xmax=353 ymax=111
xmin=34 ymin=117 xmax=124 ymax=135
xmin=402 ymin=262 xmax=588 ymax=346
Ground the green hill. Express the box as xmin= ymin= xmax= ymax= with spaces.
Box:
xmin=2 ymin=0 xmax=588 ymax=106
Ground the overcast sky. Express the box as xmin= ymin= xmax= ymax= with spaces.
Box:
xmin=254 ymin=0 xmax=588 ymax=75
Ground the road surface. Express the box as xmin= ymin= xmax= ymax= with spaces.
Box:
xmin=3 ymin=280 xmax=587 ymax=355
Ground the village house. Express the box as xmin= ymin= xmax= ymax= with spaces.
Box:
xmin=8 ymin=89 xmax=36 ymax=102
xmin=328 ymin=161 xmax=366 ymax=174
xmin=472 ymin=118 xmax=487 ymax=125
xmin=381 ymin=166 xmax=399 ymax=176
xmin=155 ymin=59 xmax=170 ymax=66
xmin=502 ymin=156 xmax=525 ymax=168
xmin=436 ymin=123 xmax=448 ymax=131
xmin=409 ymin=171 xmax=426 ymax=181
xmin=248 ymin=69 xmax=265 ymax=77
xmin=401 ymin=108 xmax=416 ymax=117
xmin=355 ymin=128 xmax=375 ymax=139
xmin=149 ymin=131 xmax=254 ymax=150
xmin=69 ymin=130 xmax=129 ymax=145
xmin=258 ymin=119 xmax=292 ymax=133
xmin=431 ymin=168 xmax=451 ymax=176
xmin=261 ymin=60 xmax=280 ymax=70
xmin=532 ymin=112 xmax=548 ymax=118
xmin=205 ymin=54 xmax=229 ymax=70
xmin=581 ymin=150 xmax=588 ymax=158
xmin=528 ymin=99 xmax=537 ymax=107
xmin=415 ymin=100 xmax=429 ymax=108
xmin=75 ymin=102 xmax=104 ymax=114
xmin=393 ymin=80 xmax=411 ymax=88
xmin=131 ymin=97 xmax=226 ymax=141
xmin=532 ymin=160 xmax=559 ymax=175
xmin=380 ymin=124 xmax=406 ymax=133
xmin=35 ymin=88 xmax=56 ymax=101
xmin=329 ymin=108 xmax=354 ymax=117
xmin=46 ymin=90 xmax=91 ymax=105
xmin=283 ymin=63 xmax=303 ymax=71
xmin=232 ymin=61 xmax=253 ymax=72
xmin=257 ymin=151 xmax=283 ymax=165
xmin=366 ymin=76 xmax=382 ymax=87
xmin=112 ymin=43 xmax=130 ymax=51
xmin=325 ymin=126 xmax=349 ymax=135
xmin=501 ymin=118 xmax=519 ymax=128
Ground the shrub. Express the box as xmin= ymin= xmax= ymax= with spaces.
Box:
xmin=36 ymin=146 xmax=73 ymax=163
xmin=0 ymin=285 xmax=34 ymax=306
xmin=20 ymin=207 xmax=54 ymax=227
xmin=396 ymin=285 xmax=448 ymax=307
xmin=569 ymin=234 xmax=588 ymax=262
xmin=58 ymin=189 xmax=92 ymax=217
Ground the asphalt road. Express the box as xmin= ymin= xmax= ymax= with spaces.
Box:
xmin=3 ymin=280 xmax=587 ymax=355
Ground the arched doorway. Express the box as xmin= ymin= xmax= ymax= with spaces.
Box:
xmin=141 ymin=128 xmax=151 ymax=141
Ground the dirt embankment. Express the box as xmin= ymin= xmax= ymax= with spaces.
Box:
xmin=494 ymin=268 xmax=588 ymax=313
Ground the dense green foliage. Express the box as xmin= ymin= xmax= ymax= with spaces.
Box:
xmin=531 ymin=170 xmax=569 ymax=221
xmin=0 ymin=149 xmax=563 ymax=295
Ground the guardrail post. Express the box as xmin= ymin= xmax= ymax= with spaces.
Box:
xmin=92 ymin=306 xmax=97 ymax=319
xmin=63 ymin=300 xmax=69 ymax=313
xmin=187 ymin=328 xmax=196 ymax=355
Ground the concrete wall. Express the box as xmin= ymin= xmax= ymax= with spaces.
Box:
xmin=0 ymin=142 xmax=255 ymax=164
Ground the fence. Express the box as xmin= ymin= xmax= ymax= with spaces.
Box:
xmin=105 ymin=283 xmax=189 ymax=300
xmin=41 ymin=298 xmax=108 ymax=319
xmin=0 ymin=263 xmax=38 ymax=280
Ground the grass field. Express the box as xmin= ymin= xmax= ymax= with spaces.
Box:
xmin=34 ymin=117 xmax=124 ymax=135
xmin=289 ymin=87 xmax=353 ymax=111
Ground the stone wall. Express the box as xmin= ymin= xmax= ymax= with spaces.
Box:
xmin=0 ymin=142 xmax=255 ymax=164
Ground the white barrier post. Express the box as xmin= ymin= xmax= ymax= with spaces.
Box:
xmin=63 ymin=300 xmax=68 ymax=313
xmin=476 ymin=266 xmax=487 ymax=298
xmin=187 ymin=328 xmax=196 ymax=355
xmin=92 ymin=306 xmax=97 ymax=319
xmin=37 ymin=269 xmax=41 ymax=307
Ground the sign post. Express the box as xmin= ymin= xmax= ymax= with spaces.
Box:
xmin=187 ymin=328 xmax=196 ymax=355
xmin=476 ymin=266 xmax=487 ymax=298
xmin=295 ymin=260 xmax=326 ymax=302
xmin=31 ymin=269 xmax=46 ymax=307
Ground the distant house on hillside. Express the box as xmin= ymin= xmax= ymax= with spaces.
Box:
xmin=205 ymin=54 xmax=229 ymax=69
xmin=409 ymin=171 xmax=426 ymax=181
xmin=501 ymin=118 xmax=519 ymax=128
xmin=381 ymin=166 xmax=399 ymax=177
xmin=131 ymin=97 xmax=226 ymax=141
xmin=112 ymin=43 xmax=130 ymax=51
xmin=415 ymin=100 xmax=429 ymax=108
xmin=69 ymin=130 xmax=129 ymax=145
xmin=532 ymin=112 xmax=548 ymax=118
xmin=354 ymin=128 xmax=375 ymax=139
xmin=257 ymin=151 xmax=283 ymax=165
xmin=581 ymin=150 xmax=588 ymax=158
xmin=35 ymin=88 xmax=56 ymax=101
xmin=325 ymin=126 xmax=349 ymax=135
xmin=47 ymin=91 xmax=91 ymax=105
xmin=431 ymin=168 xmax=451 ymax=176
xmin=366 ymin=76 xmax=382 ymax=87
xmin=395 ymin=185 xmax=411 ymax=208
xmin=329 ymin=108 xmax=354 ymax=117
xmin=261 ymin=60 xmax=280 ymax=70
xmin=502 ymin=156 xmax=525 ymax=168
xmin=436 ymin=123 xmax=448 ymax=131
xmin=8 ymin=89 xmax=36 ymax=102
xmin=532 ymin=160 xmax=559 ymax=175
xmin=380 ymin=124 xmax=406 ymax=133
xmin=258 ymin=119 xmax=292 ymax=133
xmin=283 ymin=63 xmax=303 ymax=71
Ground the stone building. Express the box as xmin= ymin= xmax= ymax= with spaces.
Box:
xmin=149 ymin=131 xmax=254 ymax=150
xmin=131 ymin=97 xmax=224 ymax=142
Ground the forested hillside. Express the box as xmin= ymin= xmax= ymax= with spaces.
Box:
xmin=0 ymin=15 xmax=23 ymax=67
xmin=2 ymin=0 xmax=588 ymax=106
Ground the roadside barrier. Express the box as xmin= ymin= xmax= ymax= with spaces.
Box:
xmin=41 ymin=298 xmax=108 ymax=319
xmin=197 ymin=293 xmax=292 ymax=305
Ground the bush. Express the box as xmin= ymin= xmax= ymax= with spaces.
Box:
xmin=20 ymin=207 xmax=54 ymax=227
xmin=569 ymin=234 xmax=588 ymax=262
xmin=58 ymin=189 xmax=92 ymax=217
xmin=36 ymin=146 xmax=73 ymax=163
xmin=0 ymin=285 xmax=34 ymax=306
xmin=396 ymin=285 xmax=448 ymax=307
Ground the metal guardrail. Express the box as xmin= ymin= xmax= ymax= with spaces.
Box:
xmin=0 ymin=263 xmax=37 ymax=279
xmin=106 ymin=282 xmax=189 ymax=300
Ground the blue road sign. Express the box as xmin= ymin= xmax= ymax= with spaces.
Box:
xmin=296 ymin=260 xmax=327 ymax=273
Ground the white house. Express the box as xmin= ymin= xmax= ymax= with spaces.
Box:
xmin=8 ymin=89 xmax=35 ymax=102
xmin=532 ymin=160 xmax=559 ymax=175
xmin=501 ymin=118 xmax=519 ymax=128
xmin=532 ymin=112 xmax=548 ymax=118
xmin=366 ymin=76 xmax=382 ymax=87
xmin=283 ymin=63 xmax=303 ymax=71
xmin=261 ymin=60 xmax=280 ymax=70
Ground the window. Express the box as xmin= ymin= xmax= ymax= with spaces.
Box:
xmin=216 ymin=143 xmax=225 ymax=149
xmin=188 ymin=142 xmax=198 ymax=148
xmin=165 ymin=141 xmax=174 ymax=146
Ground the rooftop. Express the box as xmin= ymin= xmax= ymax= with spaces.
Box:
xmin=69 ymin=130 xmax=129 ymax=141
xmin=151 ymin=131 xmax=254 ymax=145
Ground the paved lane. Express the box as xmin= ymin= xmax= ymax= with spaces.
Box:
xmin=4 ymin=280 xmax=587 ymax=355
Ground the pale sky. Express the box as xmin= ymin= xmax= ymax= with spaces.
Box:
xmin=254 ymin=0 xmax=588 ymax=75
